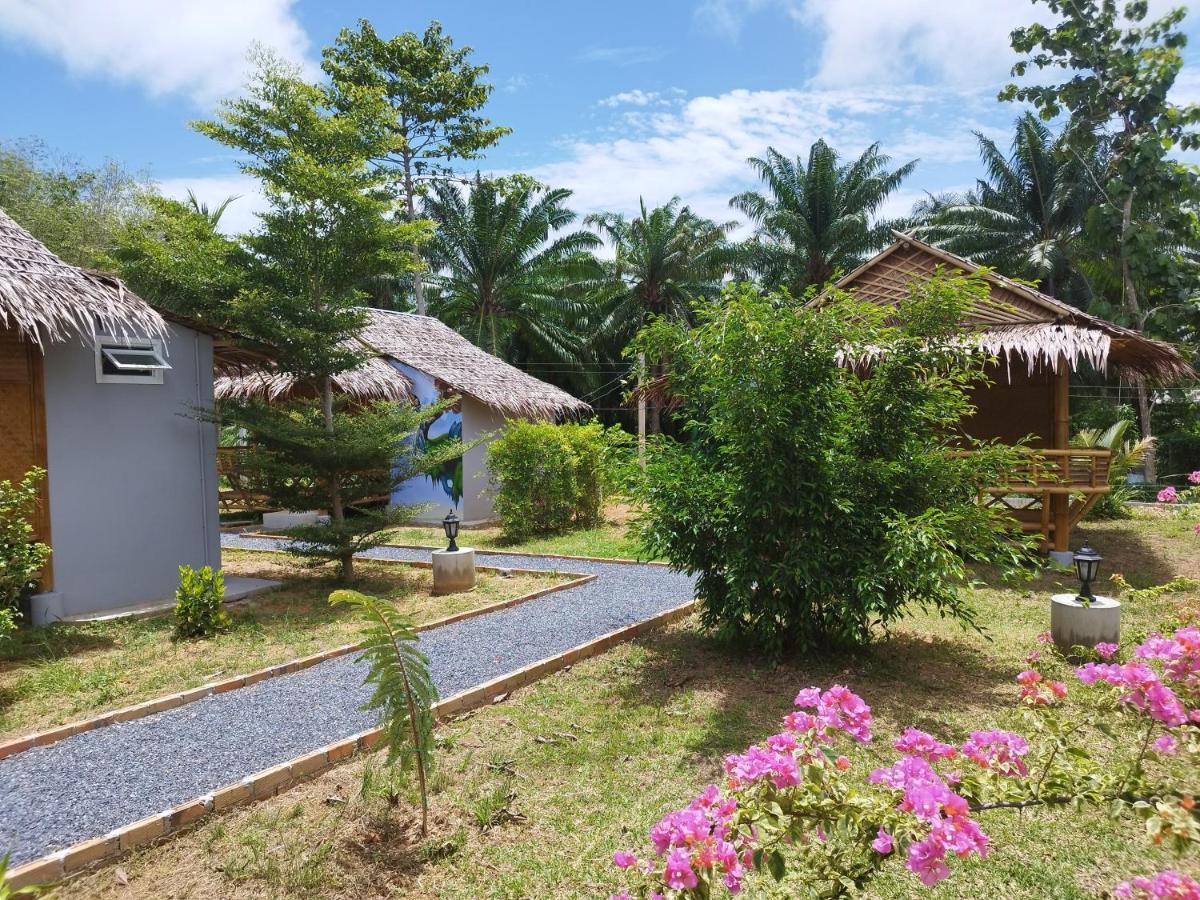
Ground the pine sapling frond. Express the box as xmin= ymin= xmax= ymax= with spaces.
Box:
xmin=330 ymin=589 xmax=438 ymax=834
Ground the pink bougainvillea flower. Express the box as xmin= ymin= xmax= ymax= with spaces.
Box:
xmin=906 ymin=837 xmax=952 ymax=887
xmin=1048 ymin=680 xmax=1068 ymax=699
xmin=1025 ymin=649 xmax=1043 ymax=663
xmin=608 ymin=893 xmax=631 ymax=900
xmin=872 ymin=828 xmax=894 ymax=855
xmin=793 ymin=687 xmax=822 ymax=708
xmin=1152 ymin=734 xmax=1178 ymax=755
xmin=1188 ymin=470 xmax=1200 ymax=485
xmin=1016 ymin=669 xmax=1042 ymax=686
xmin=612 ymin=850 xmax=638 ymax=869
xmin=1095 ymin=642 xmax=1119 ymax=660
xmin=663 ymin=849 xmax=698 ymax=890
xmin=1113 ymin=870 xmax=1200 ymax=898
xmin=1158 ymin=486 xmax=1178 ymax=503
xmin=835 ymin=755 xmax=851 ymax=771
xmin=893 ymin=727 xmax=957 ymax=761
xmin=960 ymin=730 xmax=1030 ymax=777
xmin=1193 ymin=522 xmax=1200 ymax=535
xmin=1036 ymin=630 xmax=1053 ymax=644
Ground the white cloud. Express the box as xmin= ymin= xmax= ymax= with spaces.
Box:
xmin=598 ymin=89 xmax=665 ymax=108
xmin=578 ymin=45 xmax=666 ymax=66
xmin=694 ymin=0 xmax=801 ymax=39
xmin=503 ymin=74 xmax=530 ymax=94
xmin=157 ymin=175 xmax=266 ymax=236
xmin=0 ymin=0 xmax=312 ymax=106
xmin=524 ymin=84 xmax=1006 ymax=235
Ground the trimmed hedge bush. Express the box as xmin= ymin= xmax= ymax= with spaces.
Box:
xmin=486 ymin=421 xmax=627 ymax=540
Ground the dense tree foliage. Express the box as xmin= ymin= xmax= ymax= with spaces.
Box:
xmin=193 ymin=51 xmax=440 ymax=579
xmin=632 ymin=274 xmax=1034 ymax=654
xmin=322 ymin=19 xmax=509 ymax=315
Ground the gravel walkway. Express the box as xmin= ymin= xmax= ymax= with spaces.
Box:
xmin=0 ymin=536 xmax=693 ymax=866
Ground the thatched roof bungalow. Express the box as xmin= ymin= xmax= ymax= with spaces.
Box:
xmin=216 ymin=308 xmax=590 ymax=523
xmin=0 ymin=206 xmax=241 ymax=623
xmin=831 ymin=232 xmax=1195 ymax=554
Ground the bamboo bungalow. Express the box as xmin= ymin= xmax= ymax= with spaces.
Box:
xmin=215 ymin=308 xmax=590 ymax=524
xmin=833 ymin=233 xmax=1194 ymax=555
xmin=0 ymin=207 xmax=254 ymax=622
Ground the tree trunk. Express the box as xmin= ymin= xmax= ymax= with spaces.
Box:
xmin=649 ymin=361 xmax=662 ymax=435
xmin=1135 ymin=380 xmax=1157 ymax=483
xmin=322 ymin=375 xmax=353 ymax=580
xmin=1119 ymin=191 xmax=1157 ymax=483
xmin=404 ymin=155 xmax=426 ymax=317
xmin=637 ymin=351 xmax=647 ymax=470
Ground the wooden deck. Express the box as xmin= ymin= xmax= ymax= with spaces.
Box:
xmin=978 ymin=448 xmax=1111 ymax=547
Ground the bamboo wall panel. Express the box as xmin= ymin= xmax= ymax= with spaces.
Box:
xmin=0 ymin=327 xmax=52 ymax=585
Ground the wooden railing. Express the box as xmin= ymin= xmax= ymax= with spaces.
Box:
xmin=984 ymin=448 xmax=1111 ymax=495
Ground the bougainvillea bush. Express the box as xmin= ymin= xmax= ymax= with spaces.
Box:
xmin=1158 ymin=471 xmax=1200 ymax=536
xmin=632 ymin=274 xmax=1036 ymax=656
xmin=609 ymin=628 xmax=1200 ymax=899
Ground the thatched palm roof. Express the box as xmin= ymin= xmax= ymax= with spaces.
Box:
xmin=829 ymin=232 xmax=1195 ymax=382
xmin=0 ymin=206 xmax=166 ymax=345
xmin=216 ymin=308 xmax=590 ymax=420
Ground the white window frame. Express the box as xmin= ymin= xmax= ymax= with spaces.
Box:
xmin=94 ymin=336 xmax=170 ymax=385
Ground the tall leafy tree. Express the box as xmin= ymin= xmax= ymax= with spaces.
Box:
xmin=586 ymin=198 xmax=735 ymax=432
xmin=1002 ymin=0 xmax=1200 ymax=479
xmin=0 ymin=139 xmax=148 ymax=268
xmin=194 ymin=51 xmax=440 ymax=579
xmin=731 ymin=141 xmax=917 ymax=295
xmin=424 ymin=174 xmax=601 ymax=366
xmin=323 ymin=19 xmax=510 ymax=315
xmin=107 ymin=194 xmax=246 ymax=320
xmin=914 ymin=114 xmax=1095 ymax=302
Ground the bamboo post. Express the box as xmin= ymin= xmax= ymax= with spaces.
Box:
xmin=1051 ymin=358 xmax=1071 ymax=553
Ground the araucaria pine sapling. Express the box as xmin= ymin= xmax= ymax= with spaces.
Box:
xmin=330 ymin=589 xmax=438 ymax=835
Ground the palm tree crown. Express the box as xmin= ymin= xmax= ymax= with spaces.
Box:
xmin=731 ymin=140 xmax=917 ymax=295
xmin=586 ymin=197 xmax=734 ymax=342
xmin=424 ymin=174 xmax=601 ymax=365
xmin=914 ymin=114 xmax=1095 ymax=301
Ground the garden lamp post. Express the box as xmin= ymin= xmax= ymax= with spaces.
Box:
xmin=1073 ymin=542 xmax=1102 ymax=602
xmin=442 ymin=508 xmax=461 ymax=553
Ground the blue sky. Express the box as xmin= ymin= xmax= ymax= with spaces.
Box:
xmin=3 ymin=0 xmax=1199 ymax=236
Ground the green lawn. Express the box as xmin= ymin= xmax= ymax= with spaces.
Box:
xmin=384 ymin=503 xmax=652 ymax=561
xmin=0 ymin=550 xmax=568 ymax=740
xmin=51 ymin=513 xmax=1200 ymax=899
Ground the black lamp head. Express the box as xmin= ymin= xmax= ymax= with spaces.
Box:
xmin=1073 ymin=542 xmax=1102 ymax=599
xmin=442 ymin=508 xmax=461 ymax=552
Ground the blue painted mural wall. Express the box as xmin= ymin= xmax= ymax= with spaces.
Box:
xmin=389 ymin=360 xmax=464 ymax=520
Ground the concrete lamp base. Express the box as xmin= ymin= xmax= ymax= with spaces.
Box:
xmin=1050 ymin=593 xmax=1120 ymax=651
xmin=432 ymin=548 xmax=476 ymax=596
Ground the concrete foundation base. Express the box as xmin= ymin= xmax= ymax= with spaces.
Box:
xmin=432 ymin=548 xmax=476 ymax=595
xmin=1050 ymin=593 xmax=1120 ymax=651
xmin=262 ymin=510 xmax=324 ymax=529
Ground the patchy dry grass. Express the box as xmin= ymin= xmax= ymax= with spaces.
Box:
xmin=46 ymin=515 xmax=1200 ymax=898
xmin=0 ymin=550 xmax=571 ymax=741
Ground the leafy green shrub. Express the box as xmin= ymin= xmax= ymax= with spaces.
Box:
xmin=486 ymin=421 xmax=627 ymax=540
xmin=632 ymin=276 xmax=1036 ymax=655
xmin=173 ymin=565 xmax=229 ymax=639
xmin=0 ymin=467 xmax=51 ymax=640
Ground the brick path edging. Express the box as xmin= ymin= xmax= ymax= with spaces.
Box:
xmin=0 ymin=570 xmax=593 ymax=762
xmin=3 ymin=598 xmax=697 ymax=893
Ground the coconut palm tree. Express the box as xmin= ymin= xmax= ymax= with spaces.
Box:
xmin=423 ymin=174 xmax=601 ymax=368
xmin=184 ymin=189 xmax=239 ymax=230
xmin=914 ymin=114 xmax=1095 ymax=301
xmin=586 ymin=198 xmax=736 ymax=431
xmin=731 ymin=140 xmax=917 ymax=296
